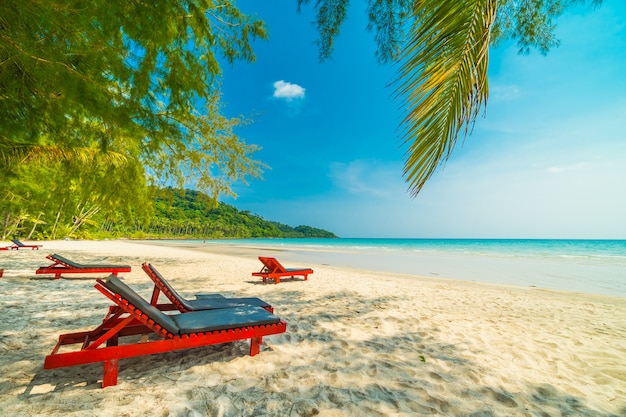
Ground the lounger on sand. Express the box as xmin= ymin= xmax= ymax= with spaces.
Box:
xmin=252 ymin=256 xmax=314 ymax=284
xmin=36 ymin=253 xmax=131 ymax=279
xmin=142 ymin=262 xmax=274 ymax=313
xmin=43 ymin=275 xmax=287 ymax=388
xmin=9 ymin=239 xmax=42 ymax=250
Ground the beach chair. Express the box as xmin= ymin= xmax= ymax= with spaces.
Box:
xmin=9 ymin=239 xmax=42 ymax=250
xmin=43 ymin=275 xmax=287 ymax=388
xmin=36 ymin=253 xmax=131 ymax=279
xmin=142 ymin=262 xmax=274 ymax=313
xmin=252 ymin=256 xmax=314 ymax=284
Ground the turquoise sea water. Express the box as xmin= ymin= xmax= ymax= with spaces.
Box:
xmin=190 ymin=238 xmax=626 ymax=298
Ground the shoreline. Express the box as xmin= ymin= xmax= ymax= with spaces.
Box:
xmin=130 ymin=238 xmax=626 ymax=299
xmin=1 ymin=239 xmax=625 ymax=416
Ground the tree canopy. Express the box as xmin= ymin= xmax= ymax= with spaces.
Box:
xmin=1 ymin=186 xmax=336 ymax=240
xmin=1 ymin=0 xmax=266 ymax=196
xmin=139 ymin=188 xmax=337 ymax=239
xmin=1 ymin=0 xmax=272 ymax=238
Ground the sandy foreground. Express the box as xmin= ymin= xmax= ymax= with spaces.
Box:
xmin=0 ymin=240 xmax=625 ymax=417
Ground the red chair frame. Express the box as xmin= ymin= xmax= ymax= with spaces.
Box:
xmin=43 ymin=278 xmax=287 ymax=387
xmin=142 ymin=262 xmax=274 ymax=313
xmin=252 ymin=256 xmax=314 ymax=284
xmin=36 ymin=253 xmax=131 ymax=279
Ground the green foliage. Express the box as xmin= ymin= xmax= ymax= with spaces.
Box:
xmin=1 ymin=0 xmax=266 ymax=197
xmin=492 ymin=0 xmax=603 ymax=54
xmin=0 ymin=155 xmax=151 ymax=240
xmin=2 ymin=184 xmax=336 ymax=240
xmin=1 ymin=0 xmax=272 ymax=242
xmin=98 ymin=188 xmax=337 ymax=239
xmin=297 ymin=0 xmax=603 ymax=195
xmin=397 ymin=0 xmax=494 ymax=196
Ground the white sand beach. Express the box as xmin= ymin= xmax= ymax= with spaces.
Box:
xmin=1 ymin=239 xmax=625 ymax=416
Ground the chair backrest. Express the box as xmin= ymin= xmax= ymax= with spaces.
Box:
xmin=142 ymin=263 xmax=194 ymax=311
xmin=103 ymin=275 xmax=180 ymax=335
xmin=11 ymin=239 xmax=25 ymax=247
xmin=259 ymin=257 xmax=286 ymax=273
xmin=49 ymin=253 xmax=81 ymax=268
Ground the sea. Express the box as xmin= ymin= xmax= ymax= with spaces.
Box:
xmin=183 ymin=238 xmax=626 ymax=298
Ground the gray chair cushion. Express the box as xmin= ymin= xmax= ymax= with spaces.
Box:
xmin=172 ymin=306 xmax=280 ymax=334
xmin=148 ymin=264 xmax=270 ymax=311
xmin=104 ymin=275 xmax=280 ymax=336
xmin=186 ymin=297 xmax=271 ymax=311
xmin=105 ymin=275 xmax=180 ymax=335
xmin=195 ymin=293 xmax=225 ymax=299
xmin=53 ymin=253 xmax=131 ymax=269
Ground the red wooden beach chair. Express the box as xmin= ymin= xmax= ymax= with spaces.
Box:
xmin=9 ymin=239 xmax=42 ymax=250
xmin=36 ymin=253 xmax=131 ymax=279
xmin=43 ymin=275 xmax=287 ymax=388
xmin=142 ymin=262 xmax=274 ymax=313
xmin=252 ymin=256 xmax=314 ymax=284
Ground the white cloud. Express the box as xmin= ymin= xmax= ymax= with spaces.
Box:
xmin=328 ymin=160 xmax=404 ymax=197
xmin=490 ymin=84 xmax=522 ymax=102
xmin=547 ymin=162 xmax=588 ymax=174
xmin=273 ymin=80 xmax=305 ymax=101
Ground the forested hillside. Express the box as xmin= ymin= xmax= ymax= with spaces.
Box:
xmin=2 ymin=187 xmax=336 ymax=240
xmin=108 ymin=188 xmax=337 ymax=239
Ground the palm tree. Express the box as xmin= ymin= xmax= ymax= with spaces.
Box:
xmin=299 ymin=0 xmax=603 ymax=195
xmin=396 ymin=0 xmax=495 ymax=196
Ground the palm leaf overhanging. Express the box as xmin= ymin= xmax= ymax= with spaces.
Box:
xmin=301 ymin=0 xmax=603 ymax=196
xmin=396 ymin=0 xmax=496 ymax=196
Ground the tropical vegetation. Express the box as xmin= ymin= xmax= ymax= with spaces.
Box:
xmin=1 ymin=1 xmax=602 ymax=240
xmin=1 ymin=1 xmax=266 ymax=197
xmin=2 ymin=186 xmax=336 ymax=240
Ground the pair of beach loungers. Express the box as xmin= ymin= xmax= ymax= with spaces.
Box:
xmin=0 ymin=239 xmax=42 ymax=250
xmin=35 ymin=253 xmax=313 ymax=284
xmin=44 ymin=263 xmax=287 ymax=387
xmin=41 ymin=255 xmax=312 ymax=387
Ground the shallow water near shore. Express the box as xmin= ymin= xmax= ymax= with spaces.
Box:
xmin=156 ymin=238 xmax=626 ymax=298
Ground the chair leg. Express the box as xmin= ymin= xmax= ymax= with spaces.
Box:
xmin=103 ymin=359 xmax=119 ymax=387
xmin=250 ymin=337 xmax=261 ymax=356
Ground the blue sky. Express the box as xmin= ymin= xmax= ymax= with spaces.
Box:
xmin=218 ymin=0 xmax=626 ymax=239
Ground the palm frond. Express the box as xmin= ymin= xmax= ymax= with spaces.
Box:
xmin=396 ymin=0 xmax=496 ymax=195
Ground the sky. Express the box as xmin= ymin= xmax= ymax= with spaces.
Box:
xmin=217 ymin=0 xmax=626 ymax=239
